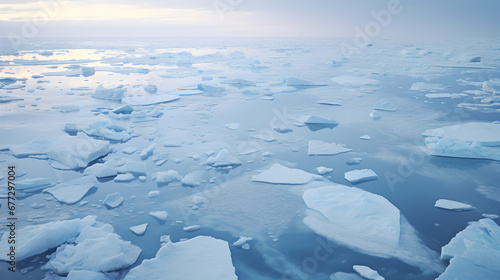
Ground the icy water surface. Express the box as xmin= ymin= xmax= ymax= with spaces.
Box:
xmin=0 ymin=37 xmax=499 ymax=280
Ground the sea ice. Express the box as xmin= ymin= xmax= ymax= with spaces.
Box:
xmin=123 ymin=94 xmax=180 ymax=105
xmin=130 ymin=223 xmax=148 ymax=236
xmin=232 ymin=236 xmax=253 ymax=249
xmin=153 ymin=170 xmax=182 ymax=185
xmin=316 ymin=166 xmax=333 ymax=175
xmin=286 ymin=77 xmax=327 ymax=87
xmin=83 ymin=120 xmax=131 ymax=142
xmin=360 ymin=135 xmax=372 ymax=140
xmin=140 ymin=143 xmax=156 ymax=160
xmin=437 ymin=219 xmax=500 ymax=280
xmin=252 ymin=163 xmax=321 ymax=185
xmin=331 ymin=75 xmax=379 ymax=87
xmin=369 ymin=111 xmax=382 ymax=119
xmin=205 ymin=149 xmax=242 ymax=167
xmin=116 ymin=161 xmax=147 ymax=176
xmin=303 ymin=116 xmax=339 ymax=126
xmin=114 ymin=173 xmax=135 ymax=182
xmin=149 ymin=211 xmax=168 ymax=221
xmin=84 ymin=164 xmax=117 ymax=178
xmin=183 ymin=225 xmax=201 ymax=232
xmin=434 ymin=199 xmax=475 ymax=211
xmin=344 ymin=169 xmax=379 ymax=184
xmin=17 ymin=177 xmax=51 ymax=191
xmin=103 ymin=192 xmax=124 ymax=208
xmin=373 ymin=100 xmax=397 ymax=112
xmin=92 ymin=85 xmax=125 ymax=101
xmin=43 ymin=176 xmax=97 ymax=204
xmin=308 ymin=140 xmax=352 ymax=156
xmin=353 ymin=265 xmax=384 ymax=280
xmin=124 ymin=236 xmax=237 ymax=280
xmin=422 ymin=122 xmax=500 ymax=146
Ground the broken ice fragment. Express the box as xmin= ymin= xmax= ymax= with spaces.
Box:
xmin=344 ymin=169 xmax=379 ymax=184
xmin=205 ymin=149 xmax=242 ymax=168
xmin=252 ymin=163 xmax=320 ymax=185
xmin=103 ymin=192 xmax=124 ymax=208
xmin=434 ymin=199 xmax=475 ymax=211
xmin=43 ymin=176 xmax=97 ymax=204
xmin=183 ymin=225 xmax=201 ymax=232
xmin=374 ymin=100 xmax=397 ymax=112
xmin=360 ymin=135 xmax=372 ymax=140
xmin=308 ymin=140 xmax=352 ymax=156
xmin=149 ymin=211 xmax=168 ymax=222
xmin=130 ymin=223 xmax=148 ymax=236
xmin=352 ymin=265 xmax=384 ymax=280
xmin=84 ymin=164 xmax=117 ymax=178
xmin=316 ymin=166 xmax=333 ymax=175
xmin=92 ymin=85 xmax=125 ymax=101
xmin=153 ymin=170 xmax=182 ymax=185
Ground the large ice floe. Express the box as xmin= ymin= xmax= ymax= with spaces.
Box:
xmin=302 ymin=183 xmax=444 ymax=273
xmin=252 ymin=163 xmax=321 ymax=185
xmin=0 ymin=216 xmax=141 ymax=274
xmin=124 ymin=236 xmax=237 ymax=280
xmin=436 ymin=219 xmax=500 ymax=280
xmin=422 ymin=122 xmax=500 ymax=161
xmin=43 ymin=175 xmax=98 ymax=204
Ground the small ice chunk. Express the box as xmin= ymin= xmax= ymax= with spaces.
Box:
xmin=116 ymin=161 xmax=147 ymax=176
xmin=144 ymin=84 xmax=158 ymax=94
xmin=112 ymin=105 xmax=134 ymax=115
xmin=232 ymin=236 xmax=253 ymax=249
xmin=318 ymin=100 xmax=342 ymax=106
xmin=57 ymin=105 xmax=80 ymax=113
xmin=205 ymin=149 xmax=242 ymax=167
xmin=369 ymin=111 xmax=382 ymax=119
xmin=148 ymin=191 xmax=160 ymax=198
xmin=181 ymin=172 xmax=201 ymax=187
xmin=130 ymin=223 xmax=148 ymax=236
xmin=47 ymin=134 xmax=110 ymax=170
xmin=183 ymin=225 xmax=201 ymax=232
xmin=353 ymin=265 xmax=384 ymax=280
xmin=43 ymin=176 xmax=97 ymax=204
xmin=17 ymin=177 xmax=51 ymax=191
xmin=374 ymin=100 xmax=397 ymax=112
xmin=9 ymin=137 xmax=51 ymax=157
xmin=140 ymin=143 xmax=156 ymax=160
xmin=149 ymin=211 xmax=168 ymax=221
xmin=316 ymin=166 xmax=333 ymax=175
xmin=470 ymin=56 xmax=481 ymax=63
xmin=346 ymin=158 xmax=363 ymax=165
xmin=360 ymin=135 xmax=372 ymax=140
xmin=92 ymin=85 xmax=125 ymax=101
xmin=64 ymin=123 xmax=79 ymax=134
xmin=434 ymin=199 xmax=475 ymax=211
xmin=304 ymin=116 xmax=339 ymax=126
xmin=81 ymin=67 xmax=95 ymax=77
xmin=308 ymin=140 xmax=352 ymax=156
xmin=273 ymin=125 xmax=293 ymax=133
xmin=286 ymin=77 xmax=327 ymax=87
xmin=344 ymin=169 xmax=379 ymax=184
xmin=252 ymin=163 xmax=320 ymax=185
xmin=197 ymin=84 xmax=225 ymax=93
xmin=103 ymin=192 xmax=124 ymax=208
xmin=124 ymin=236 xmax=237 ymax=280
xmin=114 ymin=173 xmax=135 ymax=182
xmin=225 ymin=123 xmax=240 ymax=130
xmin=122 ymin=147 xmax=137 ymax=154
xmin=153 ymin=170 xmax=182 ymax=185
xmin=84 ymin=164 xmax=117 ymax=178
xmin=83 ymin=120 xmax=130 ymax=142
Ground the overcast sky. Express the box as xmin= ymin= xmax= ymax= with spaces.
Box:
xmin=0 ymin=0 xmax=499 ymax=38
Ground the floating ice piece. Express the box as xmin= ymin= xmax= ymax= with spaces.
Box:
xmin=116 ymin=161 xmax=147 ymax=176
xmin=425 ymin=93 xmax=467 ymax=99
xmin=148 ymin=191 xmax=160 ymax=198
xmin=140 ymin=143 xmax=156 ymax=160
xmin=316 ymin=166 xmax=333 ymax=175
xmin=122 ymin=147 xmax=137 ymax=155
xmin=66 ymin=270 xmax=107 ymax=280
xmin=344 ymin=169 xmax=379 ymax=184
xmin=434 ymin=199 xmax=475 ymax=211
xmin=318 ymin=100 xmax=342 ymax=106
xmin=124 ymin=236 xmax=237 ymax=280
xmin=252 ymin=163 xmax=321 ymax=185
xmin=144 ymin=84 xmax=158 ymax=94
xmin=369 ymin=111 xmax=381 ymax=119
xmin=437 ymin=219 xmax=500 ymax=280
xmin=64 ymin=123 xmax=79 ymax=134
xmin=43 ymin=218 xmax=141 ymax=274
xmin=84 ymin=164 xmax=117 ymax=178
xmin=224 ymin=123 xmax=240 ymax=130
xmin=153 ymin=170 xmax=182 ymax=185
xmin=181 ymin=172 xmax=201 ymax=187
xmin=17 ymin=177 xmax=51 ymax=191
xmin=374 ymin=100 xmax=397 ymax=112
xmin=183 ymin=225 xmax=201 ymax=232
xmin=103 ymin=192 xmax=124 ymax=208
xmin=81 ymin=67 xmax=95 ymax=77
xmin=56 ymin=105 xmax=80 ymax=113
xmin=330 ymin=272 xmax=364 ymax=280
xmin=9 ymin=137 xmax=51 ymax=157
xmin=112 ymin=105 xmax=134 ymax=115
xmin=130 ymin=223 xmax=148 ymax=236
xmin=273 ymin=125 xmax=293 ymax=133
xmin=149 ymin=211 xmax=168 ymax=222
xmin=114 ymin=173 xmax=135 ymax=182
xmin=92 ymin=85 xmax=125 ymax=101
xmin=304 ymin=116 xmax=339 ymax=126
xmin=0 ymin=216 xmax=94 ymax=261
xmin=353 ymin=265 xmax=384 ymax=280
xmin=250 ymin=133 xmax=276 ymax=142
xmin=308 ymin=140 xmax=352 ymax=156
xmin=43 ymin=176 xmax=97 ymax=204
xmin=470 ymin=56 xmax=481 ymax=63
xmin=346 ymin=158 xmax=363 ymax=165
xmin=205 ymin=149 xmax=242 ymax=167
xmin=46 ymin=135 xmax=109 ymax=170
xmin=232 ymin=236 xmax=253 ymax=249
xmin=197 ymin=84 xmax=225 ymax=93
xmin=331 ymin=75 xmax=379 ymax=87
xmin=422 ymin=122 xmax=500 ymax=146
xmin=286 ymin=77 xmax=327 ymax=87
xmin=83 ymin=120 xmax=131 ymax=142
xmin=123 ymin=94 xmax=180 ymax=106
xmin=360 ymin=135 xmax=372 ymax=140
xmin=424 ymin=137 xmax=500 ymax=161
xmin=410 ymin=82 xmax=445 ymax=91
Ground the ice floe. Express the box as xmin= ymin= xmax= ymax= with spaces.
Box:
xmin=149 ymin=211 xmax=168 ymax=222
xmin=434 ymin=199 xmax=475 ymax=211
xmin=124 ymin=236 xmax=237 ymax=280
xmin=205 ymin=149 xmax=242 ymax=168
xmin=43 ymin=176 xmax=97 ymax=204
xmin=344 ymin=169 xmax=379 ymax=184
xmin=152 ymin=170 xmax=182 ymax=185
xmin=130 ymin=223 xmax=148 ymax=236
xmin=373 ymin=100 xmax=397 ymax=112
xmin=308 ymin=140 xmax=352 ymax=156
xmin=437 ymin=219 xmax=500 ymax=280
xmin=316 ymin=166 xmax=333 ymax=175
xmin=83 ymin=120 xmax=131 ymax=142
xmin=331 ymin=75 xmax=379 ymax=87
xmin=92 ymin=85 xmax=125 ymax=101
xmin=84 ymin=164 xmax=117 ymax=178
xmin=103 ymin=192 xmax=124 ymax=208
xmin=353 ymin=265 xmax=384 ymax=280
xmin=252 ymin=163 xmax=321 ymax=185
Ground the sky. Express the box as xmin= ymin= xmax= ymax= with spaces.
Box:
xmin=0 ymin=0 xmax=499 ymax=39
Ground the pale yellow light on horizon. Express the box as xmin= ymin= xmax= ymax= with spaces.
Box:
xmin=0 ymin=2 xmax=216 ymax=22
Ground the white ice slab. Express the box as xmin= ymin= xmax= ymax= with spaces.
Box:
xmin=353 ymin=265 xmax=384 ymax=280
xmin=84 ymin=164 xmax=117 ymax=178
xmin=423 ymin=122 xmax=500 ymax=146
xmin=434 ymin=199 xmax=475 ymax=211
xmin=316 ymin=166 xmax=333 ymax=175
xmin=149 ymin=211 xmax=168 ymax=222
xmin=124 ymin=236 xmax=237 ymax=280
xmin=374 ymin=100 xmax=397 ymax=112
xmin=43 ymin=176 xmax=97 ymax=204
xmin=344 ymin=169 xmax=379 ymax=184
xmin=205 ymin=149 xmax=242 ymax=167
xmin=252 ymin=163 xmax=320 ymax=185
xmin=130 ymin=223 xmax=148 ymax=236
xmin=153 ymin=170 xmax=182 ymax=184
xmin=103 ymin=192 xmax=124 ymax=208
